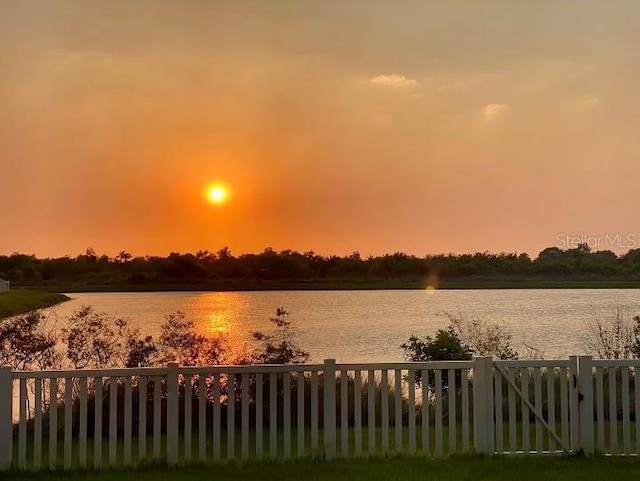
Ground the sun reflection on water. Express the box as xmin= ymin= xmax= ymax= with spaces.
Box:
xmin=184 ymin=292 xmax=254 ymax=359
xmin=206 ymin=311 xmax=233 ymax=335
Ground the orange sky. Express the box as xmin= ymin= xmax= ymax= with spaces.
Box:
xmin=2 ymin=1 xmax=640 ymax=258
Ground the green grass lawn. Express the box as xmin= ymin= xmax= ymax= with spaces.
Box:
xmin=13 ymin=426 xmax=469 ymax=471
xmin=14 ymin=421 xmax=636 ymax=472
xmin=7 ymin=455 xmax=640 ymax=481
xmin=0 ymin=289 xmax=69 ymax=318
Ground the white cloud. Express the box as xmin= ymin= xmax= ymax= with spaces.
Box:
xmin=370 ymin=74 xmax=418 ymax=87
xmin=483 ymin=103 xmax=510 ymax=121
xmin=578 ymin=96 xmax=600 ymax=109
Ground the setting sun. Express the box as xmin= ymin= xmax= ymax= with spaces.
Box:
xmin=206 ymin=184 xmax=229 ymax=205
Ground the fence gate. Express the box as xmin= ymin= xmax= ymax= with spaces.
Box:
xmin=473 ymin=357 xmax=580 ymax=456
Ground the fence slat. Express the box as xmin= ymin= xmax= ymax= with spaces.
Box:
xmin=124 ymin=377 xmax=132 ymax=466
xmin=48 ymin=378 xmax=59 ymax=469
xmin=560 ymin=367 xmax=569 ymax=449
xmin=138 ymin=376 xmax=147 ymax=462
xmin=213 ymin=374 xmax=221 ymax=461
xmin=297 ymin=371 xmax=305 ymax=458
xmin=381 ymin=370 xmax=389 ymax=455
xmin=462 ymin=368 xmax=470 ymax=452
xmin=494 ymin=369 xmax=502 ymax=453
xmin=153 ymin=376 xmax=161 ymax=460
xmin=448 ymin=369 xmax=457 ymax=454
xmin=242 ymin=373 xmax=249 ymax=461
xmin=341 ymin=370 xmax=348 ymax=457
xmin=184 ymin=374 xmax=192 ymax=462
xmin=367 ymin=370 xmax=375 ymax=454
xmin=609 ymin=367 xmax=618 ymax=454
xmin=520 ymin=368 xmax=529 ymax=453
xmin=270 ymin=373 xmax=278 ymax=459
xmin=198 ymin=374 xmax=206 ymax=461
xmin=395 ymin=370 xmax=403 ymax=453
xmin=507 ymin=368 xmax=516 ymax=453
xmin=109 ymin=377 xmax=118 ymax=467
xmin=435 ymin=369 xmax=443 ymax=456
xmin=93 ymin=377 xmax=102 ymax=469
xmin=622 ymin=367 xmax=630 ymax=455
xmin=569 ymin=356 xmax=580 ymax=452
xmin=311 ymin=372 xmax=319 ymax=454
xmin=64 ymin=378 xmax=73 ymax=470
xmin=166 ymin=363 xmax=179 ymax=465
xmin=547 ymin=368 xmax=556 ymax=453
xmin=34 ymin=378 xmax=43 ymax=470
xmin=408 ymin=370 xmax=416 ymax=454
xmin=533 ymin=367 xmax=543 ymax=454
xmin=256 ymin=373 xmax=263 ymax=458
xmin=283 ymin=372 xmax=291 ymax=459
xmin=18 ymin=378 xmax=27 ymax=470
xmin=421 ymin=369 xmax=430 ymax=456
xmin=596 ymin=367 xmax=605 ymax=452
xmin=227 ymin=374 xmax=236 ymax=461
xmin=354 ymin=370 xmax=362 ymax=456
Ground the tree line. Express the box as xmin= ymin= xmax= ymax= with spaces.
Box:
xmin=2 ymin=244 xmax=640 ymax=287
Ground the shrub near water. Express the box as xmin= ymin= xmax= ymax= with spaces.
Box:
xmin=11 ymin=307 xmax=516 ymax=439
xmin=20 ymin=306 xmax=429 ymax=437
xmin=16 ymin=306 xmax=319 ymax=436
xmin=0 ymin=311 xmax=59 ymax=370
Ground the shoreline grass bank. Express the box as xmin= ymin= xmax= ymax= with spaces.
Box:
xmin=0 ymin=289 xmax=69 ymax=318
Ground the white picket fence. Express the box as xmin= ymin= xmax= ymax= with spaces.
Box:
xmin=1 ymin=356 xmax=639 ymax=471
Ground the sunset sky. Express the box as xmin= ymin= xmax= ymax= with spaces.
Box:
xmin=2 ymin=1 xmax=640 ymax=258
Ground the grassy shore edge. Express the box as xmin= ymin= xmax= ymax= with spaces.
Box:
xmin=0 ymin=289 xmax=70 ymax=318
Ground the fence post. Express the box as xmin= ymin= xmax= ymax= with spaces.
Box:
xmin=0 ymin=367 xmax=12 ymax=471
xmin=473 ymin=356 xmax=493 ymax=455
xmin=578 ymin=356 xmax=594 ymax=455
xmin=166 ymin=362 xmax=179 ymax=465
xmin=569 ymin=356 xmax=580 ymax=453
xmin=323 ymin=359 xmax=336 ymax=460
xmin=486 ymin=357 xmax=495 ymax=454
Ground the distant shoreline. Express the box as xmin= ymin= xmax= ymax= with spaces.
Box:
xmin=19 ymin=279 xmax=640 ymax=293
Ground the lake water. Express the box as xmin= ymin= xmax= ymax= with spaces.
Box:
xmin=43 ymin=289 xmax=640 ymax=363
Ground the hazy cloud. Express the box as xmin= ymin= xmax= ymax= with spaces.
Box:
xmin=370 ymin=74 xmax=418 ymax=87
xmin=3 ymin=1 xmax=640 ymax=258
xmin=483 ymin=103 xmax=510 ymax=121
xmin=578 ymin=96 xmax=600 ymax=109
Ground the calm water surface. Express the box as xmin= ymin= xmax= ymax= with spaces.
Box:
xmin=44 ymin=289 xmax=640 ymax=363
